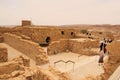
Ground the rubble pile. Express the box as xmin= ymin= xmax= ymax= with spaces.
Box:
xmin=0 ymin=56 xmax=71 ymax=80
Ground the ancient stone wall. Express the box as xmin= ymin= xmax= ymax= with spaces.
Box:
xmin=22 ymin=27 xmax=33 ymax=38
xmin=22 ymin=27 xmax=79 ymax=43
xmin=0 ymin=46 xmax=8 ymax=62
xmin=0 ymin=56 xmax=71 ymax=80
xmin=0 ymin=61 xmax=24 ymax=75
xmin=101 ymin=41 xmax=120 ymax=80
xmin=89 ymin=31 xmax=114 ymax=41
xmin=0 ymin=66 xmax=71 ymax=80
xmin=68 ymin=39 xmax=99 ymax=55
xmin=0 ymin=36 xmax=4 ymax=43
xmin=22 ymin=20 xmax=31 ymax=26
xmin=0 ymin=27 xmax=22 ymax=36
xmin=11 ymin=56 xmax=30 ymax=67
xmin=3 ymin=33 xmax=49 ymax=64
xmin=48 ymin=39 xmax=99 ymax=55
xmin=48 ymin=40 xmax=68 ymax=55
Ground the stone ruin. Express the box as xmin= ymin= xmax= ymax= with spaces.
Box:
xmin=78 ymin=41 xmax=120 ymax=80
xmin=22 ymin=20 xmax=31 ymax=26
xmin=35 ymin=52 xmax=49 ymax=65
xmin=0 ymin=46 xmax=8 ymax=62
xmin=3 ymin=33 xmax=49 ymax=65
xmin=0 ymin=56 xmax=71 ymax=80
xmin=0 ymin=22 xmax=120 ymax=80
xmin=47 ymin=39 xmax=99 ymax=56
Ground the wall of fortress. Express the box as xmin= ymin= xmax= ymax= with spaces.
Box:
xmin=0 ymin=27 xmax=22 ymax=35
xmin=69 ymin=39 xmax=99 ymax=53
xmin=22 ymin=27 xmax=80 ymax=43
xmin=48 ymin=39 xmax=99 ymax=55
xmin=3 ymin=33 xmax=49 ymax=64
xmin=47 ymin=40 xmax=68 ymax=55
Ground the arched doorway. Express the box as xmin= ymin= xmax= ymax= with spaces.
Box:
xmin=39 ymin=37 xmax=51 ymax=47
xmin=71 ymin=32 xmax=74 ymax=35
xmin=61 ymin=31 xmax=64 ymax=35
xmin=46 ymin=37 xmax=51 ymax=43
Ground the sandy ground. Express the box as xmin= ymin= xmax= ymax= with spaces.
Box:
xmin=0 ymin=43 xmax=104 ymax=80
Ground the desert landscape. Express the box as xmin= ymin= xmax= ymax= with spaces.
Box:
xmin=0 ymin=20 xmax=120 ymax=80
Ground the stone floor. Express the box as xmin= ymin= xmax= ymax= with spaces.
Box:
xmin=44 ymin=52 xmax=104 ymax=80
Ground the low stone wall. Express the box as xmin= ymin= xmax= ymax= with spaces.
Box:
xmin=0 ymin=61 xmax=24 ymax=75
xmin=0 ymin=46 xmax=8 ymax=62
xmin=0 ymin=56 xmax=71 ymax=80
xmin=11 ymin=56 xmax=30 ymax=67
xmin=0 ymin=66 xmax=71 ymax=80
xmin=69 ymin=39 xmax=99 ymax=54
xmin=35 ymin=53 xmax=50 ymax=65
xmin=3 ymin=33 xmax=49 ymax=65
xmin=48 ymin=40 xmax=68 ymax=55
xmin=48 ymin=39 xmax=99 ymax=55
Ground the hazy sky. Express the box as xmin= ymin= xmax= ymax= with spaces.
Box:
xmin=0 ymin=0 xmax=120 ymax=25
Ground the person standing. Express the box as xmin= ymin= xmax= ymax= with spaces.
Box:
xmin=98 ymin=51 xmax=104 ymax=66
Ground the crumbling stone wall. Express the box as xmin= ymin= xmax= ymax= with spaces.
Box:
xmin=48 ymin=39 xmax=99 ymax=55
xmin=3 ymin=33 xmax=49 ymax=65
xmin=0 ymin=46 xmax=8 ymax=62
xmin=0 ymin=66 xmax=71 ymax=80
xmin=69 ymin=39 xmax=99 ymax=51
xmin=0 ymin=61 xmax=24 ymax=75
xmin=101 ymin=41 xmax=120 ymax=80
xmin=48 ymin=40 xmax=68 ymax=55
xmin=89 ymin=31 xmax=114 ymax=41
xmin=0 ymin=56 xmax=71 ymax=80
xmin=12 ymin=56 xmax=30 ymax=67
xmin=35 ymin=52 xmax=50 ymax=65
xmin=0 ymin=56 xmax=29 ymax=76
